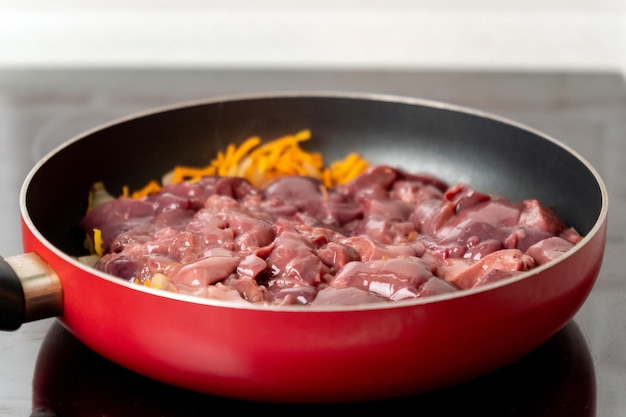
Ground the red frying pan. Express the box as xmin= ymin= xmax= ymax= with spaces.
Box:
xmin=0 ymin=92 xmax=608 ymax=403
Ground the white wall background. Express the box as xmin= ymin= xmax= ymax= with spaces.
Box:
xmin=1 ymin=0 xmax=625 ymax=73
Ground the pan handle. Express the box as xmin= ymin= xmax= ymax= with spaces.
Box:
xmin=0 ymin=253 xmax=62 ymax=331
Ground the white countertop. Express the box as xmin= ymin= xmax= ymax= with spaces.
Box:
xmin=0 ymin=0 xmax=625 ymax=73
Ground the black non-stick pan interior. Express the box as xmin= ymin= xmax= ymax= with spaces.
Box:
xmin=25 ymin=94 xmax=603 ymax=257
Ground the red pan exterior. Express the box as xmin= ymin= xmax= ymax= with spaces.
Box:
xmin=21 ymin=218 xmax=606 ymax=403
xmin=18 ymin=93 xmax=608 ymax=403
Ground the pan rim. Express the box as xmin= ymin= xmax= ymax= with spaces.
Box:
xmin=19 ymin=90 xmax=610 ymax=313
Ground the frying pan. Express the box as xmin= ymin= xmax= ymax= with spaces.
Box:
xmin=0 ymin=92 xmax=608 ymax=403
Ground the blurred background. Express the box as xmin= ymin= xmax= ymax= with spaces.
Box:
xmin=1 ymin=0 xmax=624 ymax=73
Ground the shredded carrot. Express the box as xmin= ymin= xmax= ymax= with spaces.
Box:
xmin=93 ymin=228 xmax=104 ymax=257
xmin=232 ymin=136 xmax=261 ymax=164
xmin=131 ymin=180 xmax=162 ymax=199
xmin=128 ymin=129 xmax=370 ymax=199
xmin=322 ymin=168 xmax=333 ymax=188
xmin=342 ymin=158 xmax=369 ymax=184
xmin=171 ymin=165 xmax=216 ymax=184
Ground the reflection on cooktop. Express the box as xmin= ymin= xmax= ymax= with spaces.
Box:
xmin=30 ymin=320 xmax=595 ymax=416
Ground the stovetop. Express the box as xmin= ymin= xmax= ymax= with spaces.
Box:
xmin=29 ymin=319 xmax=594 ymax=415
xmin=0 ymin=69 xmax=624 ymax=416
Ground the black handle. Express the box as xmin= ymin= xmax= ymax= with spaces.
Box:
xmin=0 ymin=253 xmax=63 ymax=331
xmin=0 ymin=255 xmax=26 ymax=330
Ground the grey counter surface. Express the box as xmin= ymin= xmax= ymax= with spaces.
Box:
xmin=0 ymin=69 xmax=624 ymax=416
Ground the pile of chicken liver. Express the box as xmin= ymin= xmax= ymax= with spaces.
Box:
xmin=80 ymin=165 xmax=582 ymax=306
